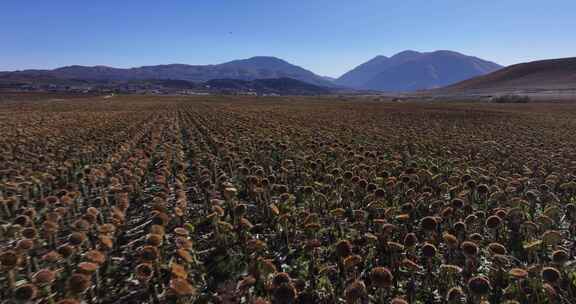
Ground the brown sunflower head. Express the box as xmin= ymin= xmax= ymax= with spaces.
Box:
xmin=487 ymin=243 xmax=507 ymax=255
xmin=272 ymin=272 xmax=291 ymax=289
xmin=344 ymin=280 xmax=367 ymax=304
xmin=67 ymin=273 xmax=91 ymax=294
xmin=140 ymin=245 xmax=160 ymax=262
xmin=272 ymin=282 xmax=298 ymax=304
xmin=485 ymin=215 xmax=502 ymax=229
xmin=14 ymin=284 xmax=38 ymax=302
xmin=234 ymin=204 xmax=247 ymax=217
xmin=42 ymin=250 xmax=63 ymax=264
xmin=390 ymin=298 xmax=409 ymax=304
xmin=14 ymin=215 xmax=32 ymax=227
xmin=552 ymin=250 xmax=569 ymax=264
xmin=374 ymin=188 xmax=386 ymax=199
xmin=451 ymin=198 xmax=465 ymax=209
xmin=461 ymin=241 xmax=478 ymax=257
xmin=135 ymin=263 xmax=154 ymax=282
xmin=84 ymin=250 xmax=106 ymax=265
xmin=33 ymin=268 xmax=57 ymax=286
xmin=421 ymin=243 xmax=437 ymax=258
xmin=335 ymin=240 xmax=353 ymax=259
xmin=509 ymin=268 xmax=528 ymax=279
xmin=541 ymin=267 xmax=561 ymax=284
xmin=443 ymin=233 xmax=459 ymax=249
xmin=237 ymin=275 xmax=256 ymax=291
xmin=467 ymin=276 xmax=491 ymax=297
xmin=543 ymin=283 xmax=557 ymax=300
xmin=77 ymin=262 xmax=99 ymax=275
xmin=16 ymin=238 xmax=34 ymax=252
xmin=404 ymin=233 xmax=418 ymax=248
xmin=446 ymin=287 xmax=465 ymax=303
xmin=169 ymin=278 xmax=196 ymax=296
xmin=22 ymin=227 xmax=38 ymax=239
xmin=454 ymin=221 xmax=467 ymax=234
xmin=370 ymin=266 xmax=393 ymax=289
xmin=344 ymin=255 xmax=363 ymax=270
xmin=146 ymin=233 xmax=163 ymax=247
xmin=421 ymin=216 xmax=438 ymax=232
xmin=0 ymin=250 xmax=19 ymax=269
xmin=58 ymin=244 xmax=76 ymax=258
xmin=68 ymin=232 xmax=87 ymax=246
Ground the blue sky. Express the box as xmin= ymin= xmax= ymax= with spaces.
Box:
xmin=1 ymin=0 xmax=575 ymax=77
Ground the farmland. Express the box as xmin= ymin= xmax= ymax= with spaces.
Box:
xmin=2 ymin=95 xmax=576 ymax=304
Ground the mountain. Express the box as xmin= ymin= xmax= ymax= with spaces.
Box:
xmin=336 ymin=55 xmax=389 ymax=88
xmin=439 ymin=57 xmax=576 ymax=93
xmin=336 ymin=50 xmax=502 ymax=92
xmin=0 ymin=56 xmax=334 ymax=87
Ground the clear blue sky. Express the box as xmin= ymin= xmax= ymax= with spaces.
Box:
xmin=1 ymin=0 xmax=575 ymax=77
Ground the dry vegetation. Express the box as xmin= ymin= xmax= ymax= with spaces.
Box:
xmin=2 ymin=95 xmax=576 ymax=304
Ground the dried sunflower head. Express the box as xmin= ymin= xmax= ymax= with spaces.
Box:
xmin=370 ymin=267 xmax=393 ymax=289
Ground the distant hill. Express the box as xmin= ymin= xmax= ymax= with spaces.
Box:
xmin=336 ymin=50 xmax=502 ymax=92
xmin=0 ymin=56 xmax=334 ymax=87
xmin=440 ymin=57 xmax=576 ymax=93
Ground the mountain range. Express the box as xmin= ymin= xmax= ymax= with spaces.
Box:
xmin=0 ymin=56 xmax=334 ymax=88
xmin=336 ymin=50 xmax=502 ymax=91
xmin=2 ymin=52 xmax=574 ymax=97
xmin=0 ymin=51 xmax=503 ymax=92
